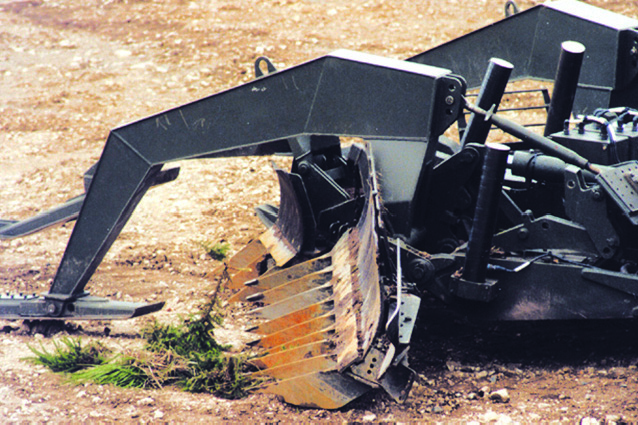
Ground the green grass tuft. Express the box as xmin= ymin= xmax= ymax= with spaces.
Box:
xmin=71 ymin=360 xmax=152 ymax=388
xmin=30 ymin=309 xmax=254 ymax=398
xmin=182 ymin=352 xmax=255 ymax=399
xmin=28 ymin=337 xmax=109 ymax=373
xmin=199 ymin=240 xmax=231 ymax=261
xmin=28 ymin=272 xmax=256 ymax=398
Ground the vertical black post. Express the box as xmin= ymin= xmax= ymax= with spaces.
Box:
xmin=462 ymin=143 xmax=510 ymax=283
xmin=461 ymin=58 xmax=513 ymax=147
xmin=544 ymin=41 xmax=585 ymax=136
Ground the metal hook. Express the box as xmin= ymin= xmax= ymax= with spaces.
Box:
xmin=504 ymin=0 xmax=520 ymax=17
xmin=254 ymin=56 xmax=277 ymax=78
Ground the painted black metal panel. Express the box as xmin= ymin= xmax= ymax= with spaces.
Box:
xmin=47 ymin=51 xmax=460 ymax=300
xmin=409 ymin=0 xmax=638 ymax=113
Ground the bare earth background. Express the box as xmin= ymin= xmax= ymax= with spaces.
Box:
xmin=1 ymin=0 xmax=638 ymax=422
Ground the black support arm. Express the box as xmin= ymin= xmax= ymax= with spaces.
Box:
xmin=47 ymin=50 xmax=465 ymax=302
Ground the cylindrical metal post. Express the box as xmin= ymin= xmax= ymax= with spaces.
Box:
xmin=461 ymin=58 xmax=513 ymax=147
xmin=544 ymin=41 xmax=586 ymax=136
xmin=462 ymin=143 xmax=510 ymax=283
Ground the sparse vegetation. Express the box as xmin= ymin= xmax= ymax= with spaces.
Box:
xmin=199 ymin=240 xmax=231 ymax=261
xmin=28 ymin=337 xmax=109 ymax=373
xmin=28 ymin=279 xmax=256 ymax=399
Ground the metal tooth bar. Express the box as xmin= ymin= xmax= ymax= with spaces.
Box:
xmin=334 ymin=198 xmax=381 ymax=368
xmin=227 ymin=258 xmax=263 ymax=290
xmin=241 ymin=256 xmax=331 ymax=292
xmin=260 ymin=371 xmax=372 ymax=410
xmin=240 ymin=270 xmax=333 ymax=304
xmin=261 ymin=329 xmax=336 ymax=356
xmin=251 ymin=340 xmax=335 ymax=370
xmin=225 ymin=239 xmax=268 ymax=289
xmin=238 ymin=144 xmax=383 ymax=409
xmin=228 ymin=239 xmax=268 ymax=269
xmin=252 ymin=354 xmax=337 ymax=380
xmin=248 ymin=314 xmax=336 ymax=350
xmin=246 ymin=300 xmax=334 ymax=335
xmin=247 ymin=283 xmax=333 ymax=321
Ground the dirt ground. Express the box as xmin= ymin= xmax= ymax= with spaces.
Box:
xmin=1 ymin=0 xmax=638 ymax=422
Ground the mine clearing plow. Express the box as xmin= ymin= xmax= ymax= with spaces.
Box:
xmin=4 ymin=0 xmax=638 ymax=409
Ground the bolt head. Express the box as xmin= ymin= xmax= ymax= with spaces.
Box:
xmin=591 ymin=188 xmax=603 ymax=201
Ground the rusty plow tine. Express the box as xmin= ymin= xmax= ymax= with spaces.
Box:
xmin=252 ymin=354 xmax=337 ymax=380
xmin=247 ymin=314 xmax=336 ymax=350
xmin=246 ymin=283 xmax=333 ymax=321
xmin=245 ymin=299 xmax=334 ymax=335
xmin=250 ymin=340 xmax=336 ymax=370
xmin=227 ymin=239 xmax=267 ymax=269
xmin=260 ymin=371 xmax=373 ymax=410
xmin=233 ymin=144 xmax=384 ymax=409
xmin=224 ymin=239 xmax=268 ymax=289
xmin=256 ymin=328 xmax=336 ymax=355
xmin=230 ymin=256 xmax=332 ymax=302
xmin=241 ymin=269 xmax=332 ymax=304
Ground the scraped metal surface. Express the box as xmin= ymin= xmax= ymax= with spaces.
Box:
xmin=230 ymin=143 xmax=384 ymax=409
xmin=221 ymin=239 xmax=269 ymax=290
xmin=259 ymin=169 xmax=305 ymax=266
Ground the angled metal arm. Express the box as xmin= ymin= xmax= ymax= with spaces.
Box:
xmin=0 ymin=166 xmax=178 ymax=240
xmin=47 ymin=49 xmax=465 ymax=302
xmin=409 ymin=0 xmax=638 ymax=114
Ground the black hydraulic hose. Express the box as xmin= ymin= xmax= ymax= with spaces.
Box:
xmin=464 ymin=98 xmax=601 ymax=175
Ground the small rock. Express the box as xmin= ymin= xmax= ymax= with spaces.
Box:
xmin=478 ymin=386 xmax=491 ymax=397
xmin=605 ymin=414 xmax=623 ymax=424
xmin=495 ymin=414 xmax=514 ymax=424
xmin=58 ymin=40 xmax=76 ymax=48
xmin=432 ymin=405 xmax=444 ymax=414
xmin=76 ymin=391 xmax=86 ymax=398
xmin=362 ymin=412 xmax=376 ymax=422
xmin=154 ymin=410 xmax=164 ymax=419
xmin=580 ymin=417 xmax=600 ymax=425
xmin=476 ymin=370 xmax=489 ymax=379
xmin=115 ymin=49 xmax=132 ymax=58
xmin=489 ymin=389 xmax=510 ymax=403
xmin=137 ymin=397 xmax=155 ymax=406
xmin=481 ymin=410 xmax=501 ymax=422
xmin=467 ymin=392 xmax=478 ymax=400
xmin=446 ymin=360 xmax=461 ymax=371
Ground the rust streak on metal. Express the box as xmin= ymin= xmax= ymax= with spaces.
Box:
xmin=246 ymin=300 xmax=334 ymax=335
xmin=249 ymin=314 xmax=336 ymax=349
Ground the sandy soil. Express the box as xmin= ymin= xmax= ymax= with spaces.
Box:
xmin=1 ymin=0 xmax=638 ymax=422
